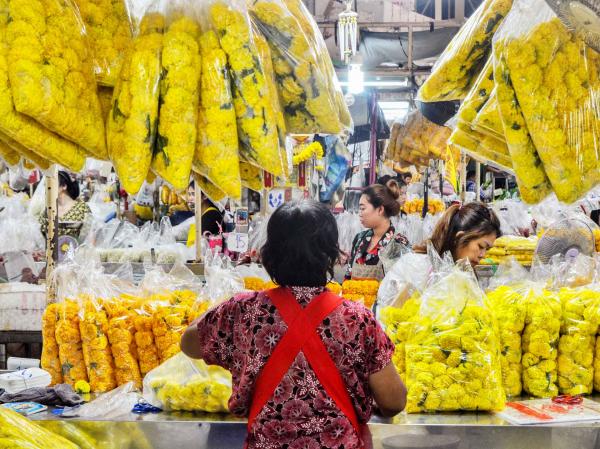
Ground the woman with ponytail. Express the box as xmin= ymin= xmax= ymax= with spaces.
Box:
xmin=345 ymin=181 xmax=410 ymax=281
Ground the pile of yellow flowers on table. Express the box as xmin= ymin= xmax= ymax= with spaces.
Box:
xmin=480 ymin=235 xmax=537 ymax=266
xmin=38 ymin=421 xmax=153 ymax=449
xmin=143 ymin=352 xmax=232 ymax=413
xmin=341 ymin=279 xmax=380 ymax=308
xmin=402 ymin=198 xmax=445 ymax=216
xmin=42 ymin=289 xmax=208 ymax=392
xmin=405 ymin=265 xmax=505 ymax=412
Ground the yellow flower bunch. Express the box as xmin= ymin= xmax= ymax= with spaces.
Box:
xmin=244 ymin=276 xmax=267 ymax=291
xmin=210 ymin=1 xmax=284 ymax=177
xmin=380 ymin=295 xmax=421 ymax=381
xmin=152 ymin=14 xmax=201 ymax=191
xmin=486 ymin=285 xmax=527 ymax=397
xmin=0 ymin=138 xmax=18 ymax=165
xmin=0 ymin=407 xmax=80 ymax=449
xmin=193 ymin=29 xmax=241 ymax=200
xmin=0 ymin=131 xmax=51 ymax=170
xmin=493 ymin=46 xmax=552 ymax=204
xmin=147 ymin=357 xmax=232 ymax=412
xmin=471 ymin=90 xmax=505 ymax=141
xmin=239 ymin=161 xmax=263 ymax=191
xmin=80 ymin=300 xmax=117 ymax=393
xmin=292 ymin=141 xmax=324 ymax=166
xmin=152 ymin=303 xmax=189 ymax=363
xmin=104 ymin=300 xmax=142 ymax=389
xmin=6 ymin=0 xmax=106 ymax=159
xmin=107 ymin=12 xmax=164 ymax=194
xmin=557 ymin=288 xmax=600 ymax=395
xmin=0 ymin=2 xmax=85 ymax=171
xmin=405 ymin=271 xmax=505 ymax=412
xmin=499 ymin=18 xmax=600 ymax=203
xmin=250 ymin=0 xmax=342 ymax=135
xmin=521 ymin=289 xmax=561 ymax=397
xmin=326 ymin=281 xmax=342 ymax=295
xmin=72 ymin=0 xmax=132 ymax=86
xmin=39 ymin=421 xmax=153 ymax=449
xmin=402 ymin=198 xmax=445 ymax=215
xmin=97 ymin=86 xmax=114 ymax=123
xmin=55 ymin=300 xmax=88 ymax=387
xmin=134 ymin=312 xmax=161 ymax=377
xmin=418 ymin=0 xmax=512 ymax=101
xmin=341 ymin=279 xmax=380 ymax=308
xmin=196 ymin=174 xmax=227 ymax=203
xmin=41 ymin=303 xmax=63 ymax=386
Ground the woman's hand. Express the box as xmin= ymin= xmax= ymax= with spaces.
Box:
xmin=180 ymin=319 xmax=204 ymax=359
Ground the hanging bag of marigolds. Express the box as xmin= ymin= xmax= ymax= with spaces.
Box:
xmin=192 ymin=2 xmax=242 ymax=200
xmin=405 ymin=261 xmax=505 ymax=413
xmin=150 ymin=0 xmax=202 ymax=192
xmin=417 ymin=0 xmax=512 ymax=102
xmin=107 ymin=0 xmax=164 ymax=194
xmin=72 ymin=0 xmax=133 ymax=87
xmin=208 ymin=0 xmax=286 ymax=178
xmin=249 ymin=0 xmax=343 ymax=135
xmin=493 ymin=0 xmax=600 ymax=204
xmin=6 ymin=0 xmax=107 ymax=160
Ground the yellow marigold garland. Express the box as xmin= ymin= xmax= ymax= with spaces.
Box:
xmin=107 ymin=11 xmax=164 ymax=194
xmin=193 ymin=29 xmax=241 ymax=199
xmin=6 ymin=0 xmax=107 ymax=159
xmin=55 ymin=300 xmax=88 ymax=387
xmin=292 ymin=141 xmax=323 ymax=165
xmin=72 ymin=0 xmax=132 ymax=87
xmin=152 ymin=13 xmax=201 ymax=191
xmin=341 ymin=279 xmax=379 ymax=308
xmin=210 ymin=1 xmax=284 ymax=177
xmin=41 ymin=303 xmax=63 ymax=386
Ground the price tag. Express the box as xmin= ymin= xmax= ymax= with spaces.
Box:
xmin=226 ymin=232 xmax=249 ymax=253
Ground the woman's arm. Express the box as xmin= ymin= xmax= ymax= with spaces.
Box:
xmin=181 ymin=318 xmax=203 ymax=359
xmin=368 ymin=363 xmax=407 ymax=417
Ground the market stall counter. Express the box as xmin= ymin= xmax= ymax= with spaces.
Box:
xmin=23 ymin=404 xmax=600 ymax=449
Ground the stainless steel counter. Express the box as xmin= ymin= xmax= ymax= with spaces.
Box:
xmin=27 ymin=407 xmax=600 ymax=449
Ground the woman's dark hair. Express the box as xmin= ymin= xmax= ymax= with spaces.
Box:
xmin=261 ymin=200 xmax=339 ymax=287
xmin=58 ymin=171 xmax=79 ymax=200
xmin=414 ymin=202 xmax=502 ymax=260
xmin=362 ymin=182 xmax=401 ymax=218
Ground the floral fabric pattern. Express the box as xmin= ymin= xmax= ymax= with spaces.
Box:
xmin=197 ymin=287 xmax=394 ymax=449
xmin=346 ymin=226 xmax=409 ymax=279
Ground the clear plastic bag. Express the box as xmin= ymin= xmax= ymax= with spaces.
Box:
xmin=556 ymin=287 xmax=600 ymax=395
xmin=143 ymin=352 xmax=232 ymax=412
xmin=0 ymin=1 xmax=86 ymax=171
xmin=6 ymin=0 xmax=107 ymax=159
xmin=249 ymin=0 xmax=343 ymax=135
xmin=486 ymin=260 xmax=529 ymax=397
xmin=208 ymin=0 xmax=284 ymax=177
xmin=0 ymin=131 xmax=51 ymax=170
xmin=405 ymin=262 xmax=505 ymax=412
xmin=0 ymin=406 xmax=80 ymax=449
xmin=417 ymin=0 xmax=512 ymax=102
xmin=493 ymin=0 xmax=600 ymax=204
xmin=73 ymin=0 xmax=133 ymax=87
xmin=193 ymin=21 xmax=241 ymax=199
xmin=107 ymin=0 xmax=164 ymax=194
xmin=151 ymin=0 xmax=201 ymax=191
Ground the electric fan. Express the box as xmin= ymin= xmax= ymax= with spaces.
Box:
xmin=544 ymin=0 xmax=600 ymax=51
xmin=534 ymin=217 xmax=596 ymax=263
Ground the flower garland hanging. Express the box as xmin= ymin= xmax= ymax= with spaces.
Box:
xmin=292 ymin=141 xmax=323 ymax=165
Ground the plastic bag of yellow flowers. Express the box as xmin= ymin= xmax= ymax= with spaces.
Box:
xmin=405 ymin=262 xmax=505 ymax=413
xmin=6 ymin=0 xmax=107 ymax=159
xmin=143 ymin=351 xmax=232 ymax=412
xmin=151 ymin=0 xmax=202 ymax=191
xmin=493 ymin=0 xmax=600 ymax=204
xmin=72 ymin=0 xmax=133 ymax=87
xmin=208 ymin=0 xmax=286 ymax=178
xmin=0 ymin=406 xmax=80 ymax=449
xmin=557 ymin=287 xmax=600 ymax=395
xmin=417 ymin=0 xmax=512 ymax=102
xmin=107 ymin=1 xmax=164 ymax=194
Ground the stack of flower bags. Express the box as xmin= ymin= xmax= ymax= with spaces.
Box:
xmin=0 ymin=0 xmax=350 ymax=202
xmin=480 ymin=235 xmax=537 ymax=266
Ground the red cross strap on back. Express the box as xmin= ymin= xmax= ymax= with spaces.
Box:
xmin=246 ymin=287 xmax=366 ymax=449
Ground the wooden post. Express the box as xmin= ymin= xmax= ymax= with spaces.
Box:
xmin=194 ymin=174 xmax=203 ymax=263
xmin=475 ymin=162 xmax=481 ymax=201
xmin=45 ymin=166 xmax=58 ymax=302
xmin=460 ymin=152 xmax=467 ymax=202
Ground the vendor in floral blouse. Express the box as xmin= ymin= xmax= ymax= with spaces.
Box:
xmin=345 ymin=181 xmax=410 ymax=281
xmin=182 ymin=200 xmax=406 ymax=449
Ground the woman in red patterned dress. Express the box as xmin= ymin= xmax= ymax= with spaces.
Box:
xmin=182 ymin=200 xmax=406 ymax=449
